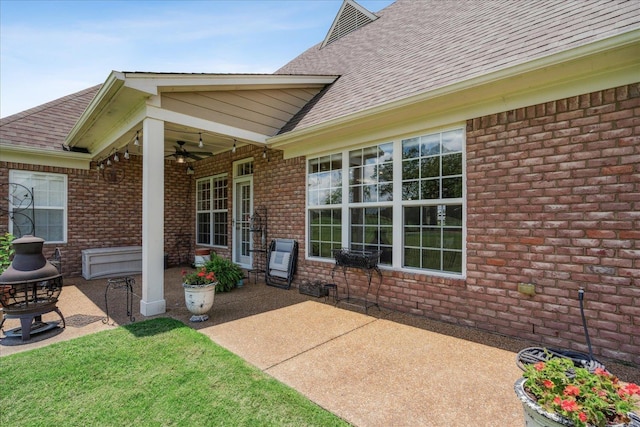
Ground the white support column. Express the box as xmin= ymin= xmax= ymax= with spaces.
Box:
xmin=140 ymin=117 xmax=166 ymax=316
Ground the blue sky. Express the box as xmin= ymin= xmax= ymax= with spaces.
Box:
xmin=0 ymin=0 xmax=394 ymax=118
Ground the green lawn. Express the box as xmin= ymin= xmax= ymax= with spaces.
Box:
xmin=0 ymin=318 xmax=350 ymax=427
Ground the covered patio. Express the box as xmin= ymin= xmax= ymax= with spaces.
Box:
xmin=2 ymin=269 xmax=639 ymax=426
xmin=61 ymin=72 xmax=338 ymax=319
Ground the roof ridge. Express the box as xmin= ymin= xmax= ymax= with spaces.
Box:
xmin=0 ymin=84 xmax=101 ymax=125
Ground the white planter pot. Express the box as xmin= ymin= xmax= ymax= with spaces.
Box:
xmin=182 ymin=282 xmax=216 ymax=322
xmin=514 ymin=378 xmax=630 ymax=427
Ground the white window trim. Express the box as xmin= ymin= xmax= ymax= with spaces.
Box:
xmin=8 ymin=170 xmax=68 ymax=244
xmin=195 ymin=173 xmax=229 ymax=248
xmin=305 ymin=125 xmax=467 ymax=279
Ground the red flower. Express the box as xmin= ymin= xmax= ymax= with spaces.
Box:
xmin=560 ymin=399 xmax=578 ymax=412
xmin=623 ymin=382 xmax=640 ymax=396
xmin=553 ymin=396 xmax=562 ymax=405
xmin=578 ymin=412 xmax=587 ymax=422
xmin=534 ymin=362 xmax=545 ymax=371
xmin=543 ymin=380 xmax=554 ymax=389
xmin=197 ymin=271 xmax=205 ymax=277
xmin=563 ymin=385 xmax=580 ymax=397
xmin=594 ymin=367 xmax=609 ymax=377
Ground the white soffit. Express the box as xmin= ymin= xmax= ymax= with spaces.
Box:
xmin=65 ymin=72 xmax=338 ymax=154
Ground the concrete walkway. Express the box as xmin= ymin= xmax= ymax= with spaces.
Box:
xmin=2 ymin=269 xmax=638 ymax=426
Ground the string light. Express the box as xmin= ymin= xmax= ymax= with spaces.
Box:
xmin=198 ymin=133 xmax=204 ymax=148
xmin=134 ymin=131 xmax=140 ymax=146
xmin=113 ymin=151 xmax=119 ymax=162
xmin=262 ymin=146 xmax=267 ymax=159
xmin=124 ymin=147 xmax=130 ymax=160
xmin=232 ymin=139 xmax=237 ymax=153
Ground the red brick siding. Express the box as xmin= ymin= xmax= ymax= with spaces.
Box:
xmin=465 ymin=83 xmax=640 ymax=364
xmin=1 ymin=156 xmax=194 ymax=276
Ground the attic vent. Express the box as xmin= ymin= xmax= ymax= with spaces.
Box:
xmin=322 ymin=0 xmax=378 ymax=48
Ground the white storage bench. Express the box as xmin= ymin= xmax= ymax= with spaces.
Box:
xmin=82 ymin=246 xmax=142 ymax=280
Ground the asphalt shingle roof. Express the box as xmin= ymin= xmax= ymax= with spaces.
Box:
xmin=0 ymin=85 xmax=100 ymax=151
xmin=276 ymin=0 xmax=640 ymax=133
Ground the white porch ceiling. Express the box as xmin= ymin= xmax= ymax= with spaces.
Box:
xmin=64 ymin=72 xmax=338 ymax=162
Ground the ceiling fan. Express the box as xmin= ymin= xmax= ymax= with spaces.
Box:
xmin=166 ymin=140 xmax=212 ymax=163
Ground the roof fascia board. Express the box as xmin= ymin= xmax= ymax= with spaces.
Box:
xmin=123 ymin=73 xmax=338 ymax=94
xmin=146 ymin=105 xmax=268 ymax=144
xmin=66 ymin=71 xmax=127 ymax=147
xmin=0 ymin=144 xmax=92 ymax=170
xmin=271 ymin=30 xmax=640 ymax=157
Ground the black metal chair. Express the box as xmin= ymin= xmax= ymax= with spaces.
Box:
xmin=265 ymin=239 xmax=297 ymax=289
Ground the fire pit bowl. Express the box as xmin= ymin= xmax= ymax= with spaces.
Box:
xmin=0 ymin=235 xmax=65 ymax=340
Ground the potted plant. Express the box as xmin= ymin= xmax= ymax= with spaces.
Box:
xmin=202 ymin=254 xmax=244 ymax=293
xmin=181 ymin=267 xmax=217 ymax=322
xmin=515 ymin=354 xmax=640 ymax=427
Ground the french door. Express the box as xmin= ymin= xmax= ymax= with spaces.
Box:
xmin=232 ymin=161 xmax=253 ymax=268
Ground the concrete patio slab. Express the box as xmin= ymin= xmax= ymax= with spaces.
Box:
xmin=0 ymin=285 xmax=112 ymax=356
xmin=203 ymin=300 xmax=524 ymax=426
xmin=202 ymin=301 xmax=375 ymax=370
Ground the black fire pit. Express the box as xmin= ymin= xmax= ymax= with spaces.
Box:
xmin=0 ymin=235 xmax=65 ymax=340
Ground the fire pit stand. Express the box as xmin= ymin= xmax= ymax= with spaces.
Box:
xmin=0 ymin=276 xmax=66 ymax=340
xmin=0 ymin=235 xmax=65 ymax=341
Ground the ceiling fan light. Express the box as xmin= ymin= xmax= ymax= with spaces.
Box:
xmin=176 ymin=154 xmax=185 ymax=164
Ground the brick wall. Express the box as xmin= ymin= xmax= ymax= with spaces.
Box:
xmin=1 ymin=156 xmax=194 ymax=277
xmin=464 ymin=83 xmax=639 ymax=364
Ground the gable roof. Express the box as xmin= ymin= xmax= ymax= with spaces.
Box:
xmin=322 ymin=0 xmax=378 ymax=48
xmin=276 ymin=0 xmax=640 ymax=134
xmin=0 ymin=85 xmax=100 ymax=152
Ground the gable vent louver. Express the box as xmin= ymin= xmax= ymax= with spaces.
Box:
xmin=322 ymin=0 xmax=378 ymax=48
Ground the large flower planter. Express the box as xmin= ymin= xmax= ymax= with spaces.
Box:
xmin=514 ymin=378 xmax=630 ymax=427
xmin=182 ymin=282 xmax=216 ymax=322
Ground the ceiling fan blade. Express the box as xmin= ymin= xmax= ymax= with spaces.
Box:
xmin=186 ymin=153 xmax=204 ymax=161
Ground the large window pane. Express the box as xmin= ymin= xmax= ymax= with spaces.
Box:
xmin=307 ymin=128 xmax=464 ymax=276
xmin=9 ymin=171 xmax=66 ymax=242
xmin=308 ymin=154 xmax=342 ymax=206
xmin=402 ymin=129 xmax=463 ymax=201
xmin=308 ymin=208 xmax=342 ymax=257
xmin=349 ymin=143 xmax=394 ymax=204
xmin=403 ymin=204 xmax=462 ymax=273
xmin=197 ymin=175 xmax=227 ymax=246
xmin=349 ymin=207 xmax=392 ymax=266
